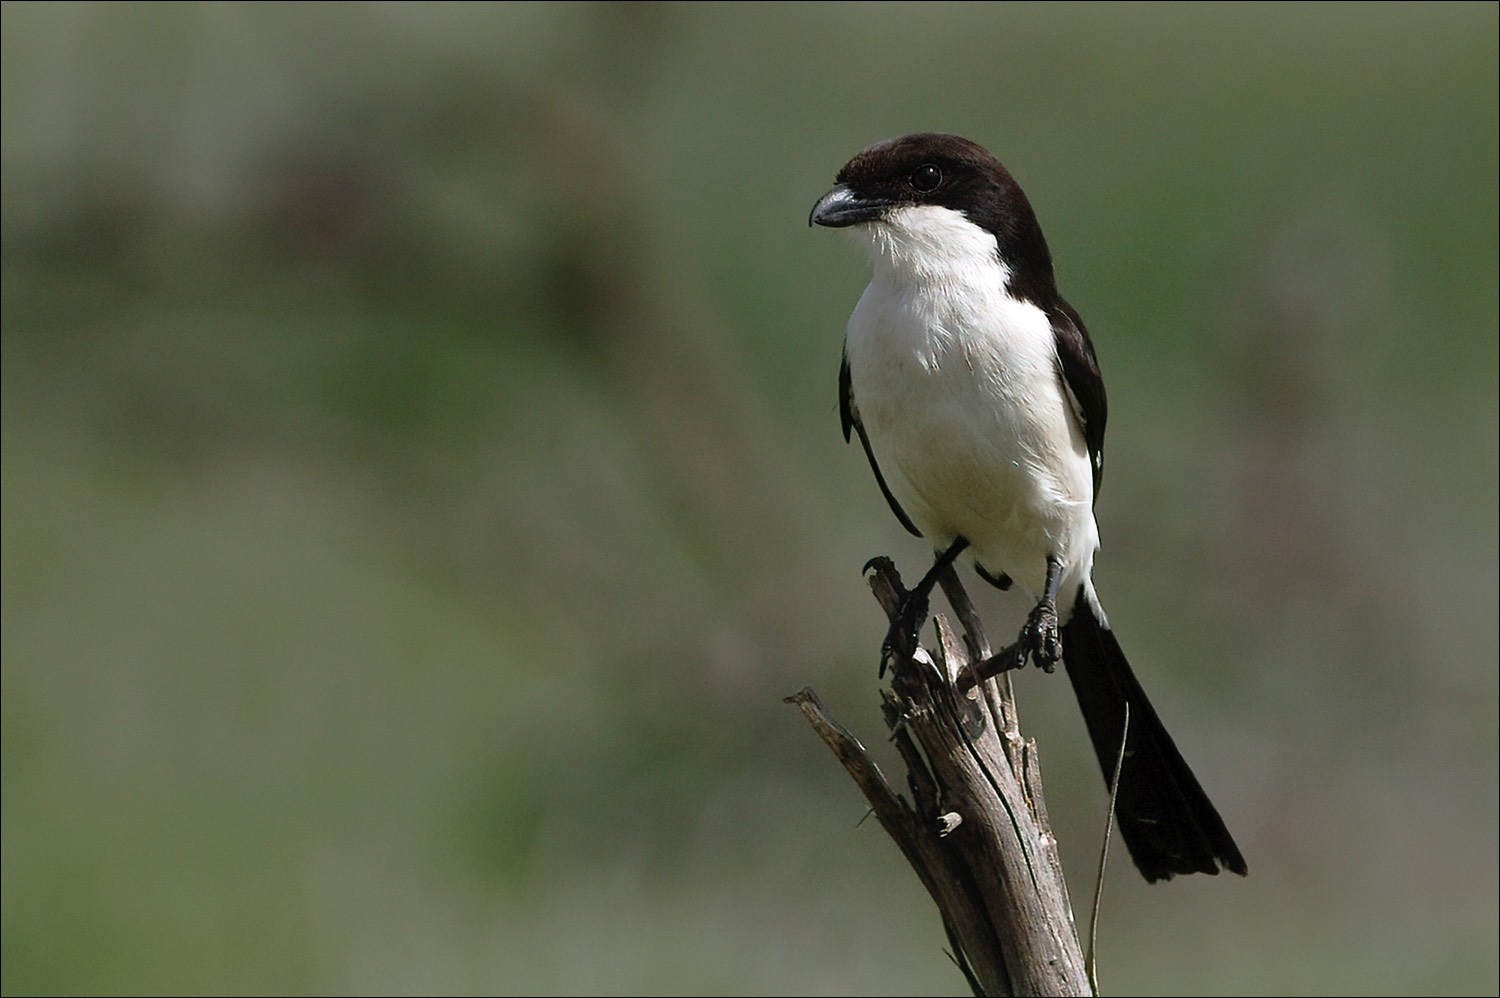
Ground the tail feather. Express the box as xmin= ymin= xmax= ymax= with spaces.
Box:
xmin=1060 ymin=588 xmax=1247 ymax=882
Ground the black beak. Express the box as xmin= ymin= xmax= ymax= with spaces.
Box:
xmin=809 ymin=184 xmax=889 ymax=228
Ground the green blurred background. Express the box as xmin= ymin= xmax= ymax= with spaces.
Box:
xmin=3 ymin=3 xmax=1496 ymax=994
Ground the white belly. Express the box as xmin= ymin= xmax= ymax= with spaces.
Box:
xmin=845 ymin=267 xmax=1098 ymax=598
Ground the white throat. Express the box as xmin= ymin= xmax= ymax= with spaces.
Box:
xmin=855 ymin=204 xmax=1010 ymax=289
xmin=847 ymin=204 xmax=1018 ymax=372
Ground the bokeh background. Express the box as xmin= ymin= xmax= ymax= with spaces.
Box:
xmin=3 ymin=3 xmax=1496 ymax=995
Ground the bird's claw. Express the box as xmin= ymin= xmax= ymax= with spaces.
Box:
xmin=956 ymin=596 xmax=1062 ymax=691
xmin=879 ymin=590 xmax=929 ymax=677
xmin=864 ymin=556 xmax=926 ymax=676
xmin=1020 ymin=597 xmax=1062 ymax=673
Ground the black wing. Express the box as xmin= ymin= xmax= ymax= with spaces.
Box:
xmin=841 ymin=347 xmax=922 ymax=537
xmin=1050 ymin=300 xmax=1108 ymax=500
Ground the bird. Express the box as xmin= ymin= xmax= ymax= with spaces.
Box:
xmin=809 ymin=132 xmax=1247 ymax=882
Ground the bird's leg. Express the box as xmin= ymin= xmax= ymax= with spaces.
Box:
xmin=868 ymin=537 xmax=969 ymax=676
xmin=1019 ymin=555 xmax=1064 ymax=672
xmin=960 ymin=556 xmax=1065 ymax=690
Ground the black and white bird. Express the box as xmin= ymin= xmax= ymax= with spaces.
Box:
xmin=810 ymin=133 xmax=1246 ymax=882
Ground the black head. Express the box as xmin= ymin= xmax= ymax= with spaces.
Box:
xmin=810 ymin=133 xmax=1056 ymax=300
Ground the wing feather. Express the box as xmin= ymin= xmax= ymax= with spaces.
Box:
xmin=1049 ymin=301 xmax=1107 ymax=499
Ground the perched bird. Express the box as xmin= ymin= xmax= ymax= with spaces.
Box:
xmin=810 ymin=133 xmax=1246 ymax=882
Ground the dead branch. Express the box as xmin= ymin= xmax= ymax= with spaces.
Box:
xmin=787 ymin=560 xmax=1089 ymax=996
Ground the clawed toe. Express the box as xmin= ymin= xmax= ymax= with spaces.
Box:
xmin=956 ymin=597 xmax=1062 ymax=691
xmin=1023 ymin=598 xmax=1062 ymax=673
xmin=879 ymin=591 xmax=929 ymax=676
xmin=865 ymin=542 xmax=969 ymax=677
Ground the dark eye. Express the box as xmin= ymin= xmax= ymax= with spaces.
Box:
xmin=909 ymin=164 xmax=942 ymax=193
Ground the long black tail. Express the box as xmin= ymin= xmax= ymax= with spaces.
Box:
xmin=1060 ymin=587 xmax=1247 ymax=882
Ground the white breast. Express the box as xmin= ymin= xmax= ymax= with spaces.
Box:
xmin=843 ymin=204 xmax=1098 ymax=597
